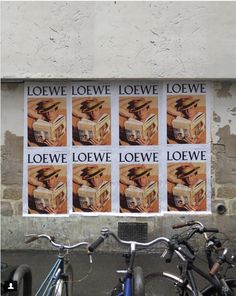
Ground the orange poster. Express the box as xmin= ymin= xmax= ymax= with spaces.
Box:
xmin=119 ymin=96 xmax=158 ymax=146
xmin=28 ymin=97 xmax=67 ymax=147
xmin=167 ymin=162 xmax=206 ymax=212
xmin=73 ymin=164 xmax=111 ymax=213
xmin=120 ymin=164 xmax=159 ymax=213
xmin=167 ymin=95 xmax=206 ymax=144
xmin=72 ymin=97 xmax=111 ymax=146
xmin=28 ymin=165 xmax=67 ymax=214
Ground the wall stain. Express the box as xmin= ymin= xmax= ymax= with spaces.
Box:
xmin=216 ymin=81 xmax=232 ymax=98
xmin=213 ymin=125 xmax=236 ymax=184
xmin=1 ymin=83 xmax=22 ymax=91
xmin=1 ymin=131 xmax=23 ymax=186
xmin=230 ymin=107 xmax=236 ymax=116
xmin=213 ymin=111 xmax=221 ymax=122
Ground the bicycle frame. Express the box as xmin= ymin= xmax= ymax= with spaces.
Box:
xmin=89 ymin=229 xmax=180 ymax=296
xmin=170 ymin=221 xmax=235 ymax=296
xmin=122 ymin=274 xmax=132 ymax=296
xmin=35 ymin=254 xmax=66 ymax=296
xmin=25 ymin=234 xmax=88 ymax=296
xmin=117 ymin=247 xmax=136 ymax=296
xmin=180 ymin=260 xmax=228 ymax=296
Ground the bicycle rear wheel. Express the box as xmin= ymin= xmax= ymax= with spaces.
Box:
xmin=145 ymin=272 xmax=193 ymax=296
xmin=53 ymin=264 xmax=73 ymax=296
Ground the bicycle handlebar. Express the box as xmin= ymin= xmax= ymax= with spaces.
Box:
xmin=172 ymin=221 xmax=219 ymax=242
xmin=25 ymin=234 xmax=88 ymax=250
xmin=89 ymin=228 xmax=171 ymax=249
xmin=171 ymin=221 xmax=236 ymax=273
xmin=173 ymin=221 xmax=218 ymax=232
xmin=88 ymin=228 xmax=189 ymax=262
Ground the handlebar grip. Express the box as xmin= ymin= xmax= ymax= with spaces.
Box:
xmin=165 ymin=249 xmax=174 ymax=263
xmin=88 ymin=236 xmax=105 ymax=252
xmin=203 ymin=228 xmax=219 ymax=233
xmin=209 ymin=262 xmax=221 ymax=276
xmin=25 ymin=236 xmax=38 ymax=244
xmin=172 ymin=223 xmax=188 ymax=229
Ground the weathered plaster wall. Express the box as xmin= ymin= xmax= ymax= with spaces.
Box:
xmin=1 ymin=81 xmax=236 ymax=250
xmin=211 ymin=82 xmax=236 ymax=217
xmin=2 ymin=1 xmax=236 ymax=79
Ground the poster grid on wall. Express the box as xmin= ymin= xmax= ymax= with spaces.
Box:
xmin=23 ymin=81 xmax=211 ymax=216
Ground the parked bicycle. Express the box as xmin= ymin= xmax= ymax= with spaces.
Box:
xmin=145 ymin=221 xmax=236 ymax=296
xmin=88 ymin=227 xmax=188 ymax=296
xmin=25 ymin=234 xmax=89 ymax=296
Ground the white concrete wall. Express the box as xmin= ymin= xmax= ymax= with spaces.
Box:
xmin=2 ymin=1 xmax=236 ymax=79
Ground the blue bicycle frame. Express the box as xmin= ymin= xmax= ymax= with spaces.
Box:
xmin=25 ymin=234 xmax=88 ymax=296
xmin=116 ymin=250 xmax=135 ymax=296
xmin=35 ymin=255 xmax=66 ymax=296
xmin=122 ymin=274 xmax=132 ymax=296
xmin=88 ymin=229 xmax=147 ymax=296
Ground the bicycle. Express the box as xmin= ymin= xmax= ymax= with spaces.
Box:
xmin=88 ymin=227 xmax=187 ymax=296
xmin=144 ymin=221 xmax=236 ymax=296
xmin=25 ymin=234 xmax=89 ymax=296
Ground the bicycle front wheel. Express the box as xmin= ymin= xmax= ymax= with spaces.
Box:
xmin=53 ymin=264 xmax=73 ymax=296
xmin=145 ymin=272 xmax=194 ymax=296
xmin=133 ymin=266 xmax=145 ymax=296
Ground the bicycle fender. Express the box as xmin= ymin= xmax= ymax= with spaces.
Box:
xmin=133 ymin=266 xmax=145 ymax=296
xmin=162 ymin=272 xmax=194 ymax=293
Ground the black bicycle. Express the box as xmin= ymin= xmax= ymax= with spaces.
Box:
xmin=145 ymin=220 xmax=236 ymax=296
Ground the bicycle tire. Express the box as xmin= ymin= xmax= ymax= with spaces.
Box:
xmin=201 ymin=278 xmax=236 ymax=296
xmin=145 ymin=272 xmax=194 ymax=296
xmin=53 ymin=263 xmax=73 ymax=296
xmin=133 ymin=266 xmax=145 ymax=296
xmin=12 ymin=264 xmax=32 ymax=296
